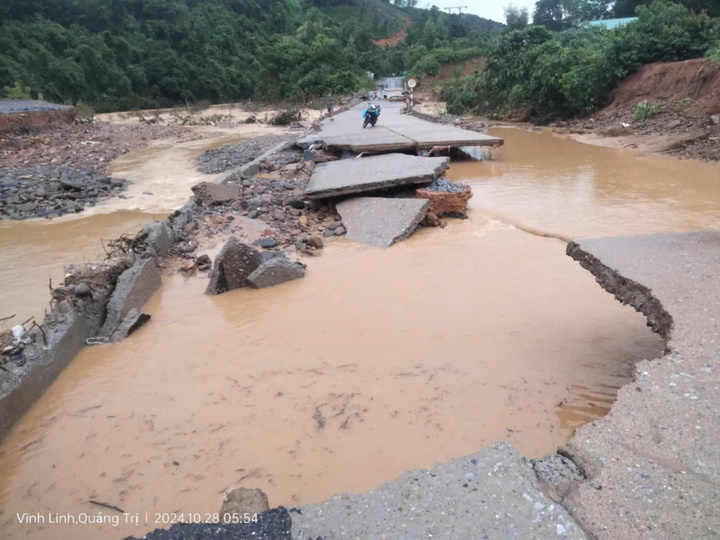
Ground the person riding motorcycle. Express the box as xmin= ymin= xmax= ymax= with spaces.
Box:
xmin=362 ymin=103 xmax=381 ymax=128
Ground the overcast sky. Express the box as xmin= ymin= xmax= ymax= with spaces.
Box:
xmin=420 ymin=0 xmax=538 ymax=24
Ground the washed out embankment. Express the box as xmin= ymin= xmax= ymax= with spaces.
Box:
xmin=2 ymin=102 xmax=717 ymax=539
xmin=561 ymin=231 xmax=720 ymax=539
xmin=130 ymin=230 xmax=720 ymax=540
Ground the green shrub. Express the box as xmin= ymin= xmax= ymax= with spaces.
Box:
xmin=73 ymin=102 xmax=96 ymax=123
xmin=414 ymin=55 xmax=440 ymax=77
xmin=3 ymin=81 xmax=31 ymax=99
xmin=633 ymin=100 xmax=662 ymax=120
xmin=707 ymin=45 xmax=720 ymax=62
xmin=441 ymin=73 xmax=487 ymax=115
xmin=675 ymin=97 xmax=693 ymax=111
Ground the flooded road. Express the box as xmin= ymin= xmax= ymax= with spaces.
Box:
xmin=1 ymin=127 xmax=719 ymax=539
xmin=451 ymin=127 xmax=720 ymax=239
xmin=0 ymin=211 xmax=157 ymax=325
xmin=103 ymin=128 xmax=278 ymax=215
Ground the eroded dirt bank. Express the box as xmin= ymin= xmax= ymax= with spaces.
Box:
xmin=552 ymin=58 xmax=720 ymax=162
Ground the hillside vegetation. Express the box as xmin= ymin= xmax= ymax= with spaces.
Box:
xmin=0 ymin=0 xmax=501 ymax=111
xmin=442 ymin=1 xmax=720 ymax=120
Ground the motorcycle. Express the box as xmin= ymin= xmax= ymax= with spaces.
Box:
xmin=362 ymin=104 xmax=381 ymax=128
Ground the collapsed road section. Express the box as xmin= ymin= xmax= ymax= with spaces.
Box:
xmin=128 ymin=230 xmax=720 ymax=540
xmin=0 ymin=102 xmax=490 ymax=442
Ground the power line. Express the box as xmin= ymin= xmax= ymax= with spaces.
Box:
xmin=443 ymin=6 xmax=467 ymax=14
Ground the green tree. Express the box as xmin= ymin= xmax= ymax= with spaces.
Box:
xmin=533 ymin=0 xmax=564 ymax=30
xmin=505 ymin=5 xmax=530 ymax=31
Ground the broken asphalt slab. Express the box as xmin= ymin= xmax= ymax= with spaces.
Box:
xmin=565 ymin=230 xmax=720 ymax=539
xmin=293 ymin=442 xmax=585 ymax=540
xmin=305 ymin=153 xmax=449 ymax=199
xmin=336 ymin=197 xmax=429 ymax=248
xmin=322 ymin=126 xmax=416 ymax=153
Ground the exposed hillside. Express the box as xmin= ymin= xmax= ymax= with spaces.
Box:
xmin=601 ymin=58 xmax=720 ymax=119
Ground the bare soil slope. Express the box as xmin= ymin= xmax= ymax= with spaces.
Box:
xmin=374 ymin=16 xmax=411 ymax=48
xmin=601 ymin=58 xmax=720 ymax=119
xmin=564 ymin=58 xmax=720 ymax=161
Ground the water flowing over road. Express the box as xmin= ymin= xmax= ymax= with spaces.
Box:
xmin=1 ymin=117 xmax=719 ymax=539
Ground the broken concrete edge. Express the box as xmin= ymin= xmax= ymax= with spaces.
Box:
xmin=411 ymin=109 xmax=505 ymax=147
xmin=0 ymin=302 xmax=101 ymax=441
xmin=561 ymin=239 xmax=676 ymax=478
xmin=293 ymin=442 xmax=586 ymax=539
xmin=566 ymin=240 xmax=673 ymax=343
xmin=556 ymin=234 xmax=720 ymax=539
xmin=323 ymin=139 xmax=417 ymax=154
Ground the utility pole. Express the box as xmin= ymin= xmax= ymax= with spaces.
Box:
xmin=443 ymin=6 xmax=467 ymax=14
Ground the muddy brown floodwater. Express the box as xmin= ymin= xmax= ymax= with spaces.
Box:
xmin=1 ymin=127 xmax=719 ymax=540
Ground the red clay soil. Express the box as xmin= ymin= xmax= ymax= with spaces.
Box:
xmin=374 ymin=17 xmax=411 ymax=49
xmin=417 ymin=186 xmax=473 ymax=226
xmin=561 ymin=58 xmax=720 ymax=162
xmin=600 ymin=58 xmax=720 ymax=119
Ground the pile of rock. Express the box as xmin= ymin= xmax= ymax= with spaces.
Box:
xmin=0 ymin=164 xmax=127 ymax=219
xmin=196 ymin=134 xmax=295 ymax=174
xmin=205 ymin=237 xmax=306 ymax=295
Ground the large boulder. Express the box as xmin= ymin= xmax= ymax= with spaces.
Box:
xmin=248 ymin=257 xmax=306 ymax=289
xmin=205 ymin=237 xmax=263 ymax=295
xmin=191 ymin=181 xmax=241 ymax=205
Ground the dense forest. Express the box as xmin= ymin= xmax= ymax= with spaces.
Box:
xmin=1 ymin=0 xmax=718 ymax=118
xmin=0 ymin=0 xmax=500 ymax=110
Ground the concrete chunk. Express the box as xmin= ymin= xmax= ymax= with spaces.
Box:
xmin=110 ymin=308 xmax=151 ymax=342
xmin=191 ymin=181 xmax=241 ymax=205
xmin=143 ymin=221 xmax=173 ymax=257
xmin=336 ymin=197 xmax=429 ymax=248
xmin=205 ymin=237 xmax=263 ymax=295
xmin=295 ymin=133 xmax=324 ymax=149
xmin=305 ymin=153 xmax=449 ymax=199
xmin=248 ymin=257 xmax=306 ymax=289
xmin=100 ymin=259 xmax=161 ymax=336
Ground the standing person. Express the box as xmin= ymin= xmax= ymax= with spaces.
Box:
xmin=327 ymin=93 xmax=335 ymax=120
